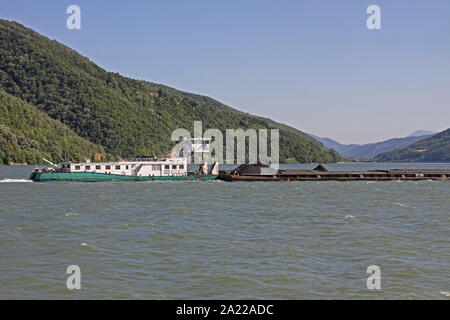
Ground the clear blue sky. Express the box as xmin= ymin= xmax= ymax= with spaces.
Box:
xmin=1 ymin=0 xmax=449 ymax=144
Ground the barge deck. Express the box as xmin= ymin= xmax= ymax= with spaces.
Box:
xmin=218 ymin=164 xmax=450 ymax=182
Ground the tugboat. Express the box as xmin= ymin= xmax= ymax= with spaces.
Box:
xmin=29 ymin=139 xmax=219 ymax=182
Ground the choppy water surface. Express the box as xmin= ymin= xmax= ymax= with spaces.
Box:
xmin=0 ymin=163 xmax=449 ymax=299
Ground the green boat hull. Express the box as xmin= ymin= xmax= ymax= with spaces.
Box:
xmin=29 ymin=171 xmax=218 ymax=182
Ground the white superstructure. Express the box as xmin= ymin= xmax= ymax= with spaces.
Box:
xmin=64 ymin=138 xmax=217 ymax=177
xmin=65 ymin=157 xmax=188 ymax=177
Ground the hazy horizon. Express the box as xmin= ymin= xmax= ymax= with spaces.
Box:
xmin=1 ymin=0 xmax=449 ymax=144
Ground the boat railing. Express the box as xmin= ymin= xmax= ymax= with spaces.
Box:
xmin=120 ymin=157 xmax=159 ymax=162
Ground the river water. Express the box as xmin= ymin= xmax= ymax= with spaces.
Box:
xmin=0 ymin=163 xmax=449 ymax=299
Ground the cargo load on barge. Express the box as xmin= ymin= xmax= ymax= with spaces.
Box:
xmin=218 ymin=163 xmax=449 ymax=182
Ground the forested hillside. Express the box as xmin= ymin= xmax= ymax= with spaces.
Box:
xmin=375 ymin=129 xmax=450 ymax=162
xmin=0 ymin=19 xmax=343 ymax=164
xmin=0 ymin=89 xmax=109 ymax=164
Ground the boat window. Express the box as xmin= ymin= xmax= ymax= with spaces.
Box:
xmin=96 ymin=165 xmax=101 ymax=170
xmin=126 ymin=165 xmax=129 ymax=170
xmin=75 ymin=166 xmax=81 ymax=170
xmin=172 ymin=165 xmax=177 ymax=169
xmin=152 ymin=165 xmax=161 ymax=170
xmin=115 ymin=165 xmax=121 ymax=170
xmin=105 ymin=165 xmax=111 ymax=170
xmin=85 ymin=166 xmax=90 ymax=170
xmin=179 ymin=165 xmax=184 ymax=169
xmin=165 ymin=165 xmax=170 ymax=169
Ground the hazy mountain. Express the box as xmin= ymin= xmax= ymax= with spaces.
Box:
xmin=309 ymin=134 xmax=346 ymax=153
xmin=375 ymin=128 xmax=450 ymax=162
xmin=0 ymin=19 xmax=343 ymax=164
xmin=309 ymin=132 xmax=435 ymax=159
xmin=408 ymin=130 xmax=436 ymax=137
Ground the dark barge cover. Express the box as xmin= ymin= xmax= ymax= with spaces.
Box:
xmin=218 ymin=163 xmax=449 ymax=182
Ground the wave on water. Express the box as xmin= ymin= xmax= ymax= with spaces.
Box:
xmin=65 ymin=212 xmax=78 ymax=217
xmin=394 ymin=202 xmax=408 ymax=208
xmin=80 ymin=242 xmax=100 ymax=251
xmin=0 ymin=179 xmax=33 ymax=183
xmin=394 ymin=202 xmax=416 ymax=209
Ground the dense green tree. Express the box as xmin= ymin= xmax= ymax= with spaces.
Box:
xmin=0 ymin=89 xmax=109 ymax=164
xmin=0 ymin=19 xmax=343 ymax=164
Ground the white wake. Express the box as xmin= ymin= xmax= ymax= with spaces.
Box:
xmin=0 ymin=179 xmax=33 ymax=183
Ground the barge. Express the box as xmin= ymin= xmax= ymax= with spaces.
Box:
xmin=218 ymin=163 xmax=450 ymax=182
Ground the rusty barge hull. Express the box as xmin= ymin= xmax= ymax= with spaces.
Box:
xmin=218 ymin=169 xmax=450 ymax=182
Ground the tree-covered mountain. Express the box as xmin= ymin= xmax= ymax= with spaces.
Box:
xmin=0 ymin=89 xmax=109 ymax=164
xmin=310 ymin=132 xmax=434 ymax=159
xmin=0 ymin=19 xmax=342 ymax=164
xmin=375 ymin=128 xmax=450 ymax=162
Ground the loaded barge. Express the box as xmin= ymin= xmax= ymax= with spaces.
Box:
xmin=218 ymin=163 xmax=450 ymax=182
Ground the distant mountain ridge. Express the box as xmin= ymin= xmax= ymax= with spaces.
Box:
xmin=375 ymin=128 xmax=450 ymax=162
xmin=408 ymin=130 xmax=436 ymax=137
xmin=310 ymin=131 xmax=435 ymax=159
xmin=0 ymin=19 xmax=343 ymax=164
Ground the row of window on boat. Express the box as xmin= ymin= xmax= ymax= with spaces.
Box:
xmin=73 ymin=164 xmax=184 ymax=171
